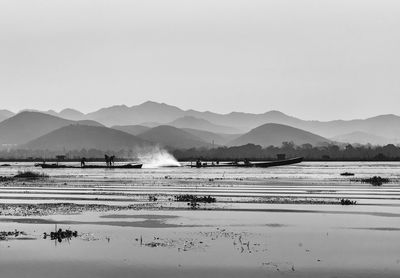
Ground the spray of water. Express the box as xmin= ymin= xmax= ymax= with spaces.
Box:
xmin=136 ymin=146 xmax=181 ymax=168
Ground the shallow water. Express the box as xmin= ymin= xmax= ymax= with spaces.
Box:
xmin=1 ymin=162 xmax=400 ymax=277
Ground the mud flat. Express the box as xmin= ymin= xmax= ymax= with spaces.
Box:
xmin=1 ymin=162 xmax=400 ymax=277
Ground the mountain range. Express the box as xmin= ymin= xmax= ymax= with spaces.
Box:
xmin=3 ymin=101 xmax=397 ymax=140
xmin=229 ymin=123 xmax=330 ymax=147
xmin=1 ymin=101 xmax=399 ymax=150
xmin=0 ymin=112 xmax=103 ymax=146
xmin=137 ymin=125 xmax=213 ymax=149
xmin=25 ymin=125 xmax=150 ymax=151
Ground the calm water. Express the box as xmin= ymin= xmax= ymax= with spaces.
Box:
xmin=1 ymin=161 xmax=400 ymax=277
xmin=1 ymin=161 xmax=400 ymax=180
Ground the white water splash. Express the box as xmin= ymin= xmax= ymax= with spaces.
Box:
xmin=137 ymin=147 xmax=181 ymax=168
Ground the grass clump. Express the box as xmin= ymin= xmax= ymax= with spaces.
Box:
xmin=14 ymin=171 xmax=49 ymax=179
xmin=352 ymin=176 xmax=390 ymax=186
xmin=174 ymin=194 xmax=216 ymax=203
xmin=340 ymin=199 xmax=357 ymax=205
xmin=174 ymin=194 xmax=216 ymax=210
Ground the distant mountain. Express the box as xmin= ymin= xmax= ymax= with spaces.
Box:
xmin=17 ymin=108 xmax=86 ymax=121
xmin=86 ymin=101 xmax=183 ymax=126
xmin=181 ymin=128 xmax=241 ymax=146
xmin=58 ymin=108 xmax=85 ymax=121
xmin=84 ymin=101 xmax=301 ymax=131
xmin=229 ymin=123 xmax=330 ymax=147
xmin=168 ymin=116 xmax=241 ymax=134
xmin=111 ymin=125 xmax=151 ymax=136
xmin=0 ymin=112 xmax=103 ymax=146
xmin=331 ymin=131 xmax=393 ymax=146
xmin=0 ymin=110 xmax=15 ymax=122
xmin=25 ymin=125 xmax=150 ymax=151
xmin=6 ymin=101 xmax=400 ymax=144
xmin=137 ymin=125 xmax=212 ymax=149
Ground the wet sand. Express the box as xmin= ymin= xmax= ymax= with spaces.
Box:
xmin=1 ymin=162 xmax=400 ymax=277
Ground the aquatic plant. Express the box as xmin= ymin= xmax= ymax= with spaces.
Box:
xmin=43 ymin=228 xmax=78 ymax=242
xmin=0 ymin=176 xmax=13 ymax=182
xmin=352 ymin=176 xmax=390 ymax=186
xmin=14 ymin=171 xmax=49 ymax=179
xmin=174 ymin=194 xmax=216 ymax=210
xmin=0 ymin=230 xmax=27 ymax=240
xmin=174 ymin=194 xmax=216 ymax=203
xmin=148 ymin=195 xmax=158 ymax=202
xmin=340 ymin=199 xmax=357 ymax=205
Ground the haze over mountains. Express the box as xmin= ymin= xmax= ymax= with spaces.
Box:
xmin=229 ymin=124 xmax=330 ymax=148
xmin=0 ymin=110 xmax=14 ymax=123
xmin=1 ymin=101 xmax=399 ymax=151
xmin=25 ymin=125 xmax=150 ymax=151
xmin=0 ymin=112 xmax=103 ymax=145
xmin=137 ymin=126 xmax=213 ymax=149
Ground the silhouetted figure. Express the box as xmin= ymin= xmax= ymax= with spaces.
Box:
xmin=81 ymin=157 xmax=86 ymax=167
xmin=110 ymin=155 xmax=115 ymax=166
xmin=105 ymin=154 xmax=110 ymax=167
xmin=196 ymin=159 xmax=202 ymax=168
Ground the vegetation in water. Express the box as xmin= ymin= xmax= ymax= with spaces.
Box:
xmin=352 ymin=176 xmax=390 ymax=186
xmin=174 ymin=194 xmax=216 ymax=210
xmin=340 ymin=199 xmax=357 ymax=205
xmin=14 ymin=171 xmax=48 ymax=179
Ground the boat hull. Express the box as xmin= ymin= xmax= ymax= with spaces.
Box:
xmin=191 ymin=157 xmax=303 ymax=168
xmin=39 ymin=164 xmax=143 ymax=169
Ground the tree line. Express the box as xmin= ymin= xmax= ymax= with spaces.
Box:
xmin=1 ymin=142 xmax=400 ymax=161
xmin=172 ymin=142 xmax=400 ymax=161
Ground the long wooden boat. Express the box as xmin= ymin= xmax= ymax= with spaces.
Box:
xmin=191 ymin=157 xmax=303 ymax=168
xmin=38 ymin=163 xmax=143 ymax=169
xmin=241 ymin=157 xmax=303 ymax=168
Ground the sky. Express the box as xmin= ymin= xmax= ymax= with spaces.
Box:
xmin=0 ymin=0 xmax=399 ymax=120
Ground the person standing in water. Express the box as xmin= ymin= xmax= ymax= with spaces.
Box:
xmin=81 ymin=157 xmax=86 ymax=167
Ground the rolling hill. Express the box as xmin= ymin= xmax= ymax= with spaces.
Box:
xmin=331 ymin=131 xmax=393 ymax=146
xmin=168 ymin=116 xmax=241 ymax=134
xmin=86 ymin=101 xmax=183 ymax=126
xmin=181 ymin=128 xmax=241 ymax=146
xmin=25 ymin=125 xmax=150 ymax=151
xmin=229 ymin=123 xmax=330 ymax=147
xmin=0 ymin=110 xmax=15 ymax=123
xmin=137 ymin=125 xmax=212 ymax=149
xmin=4 ymin=101 xmax=400 ymax=145
xmin=111 ymin=125 xmax=151 ymax=136
xmin=58 ymin=108 xmax=85 ymax=121
xmin=0 ymin=112 xmax=103 ymax=146
xmin=83 ymin=101 xmax=400 ymax=141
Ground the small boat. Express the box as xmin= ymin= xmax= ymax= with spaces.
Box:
xmin=191 ymin=157 xmax=303 ymax=168
xmin=39 ymin=163 xmax=143 ymax=169
xmin=241 ymin=157 xmax=304 ymax=168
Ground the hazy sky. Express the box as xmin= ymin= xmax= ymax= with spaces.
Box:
xmin=1 ymin=0 xmax=399 ymax=120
